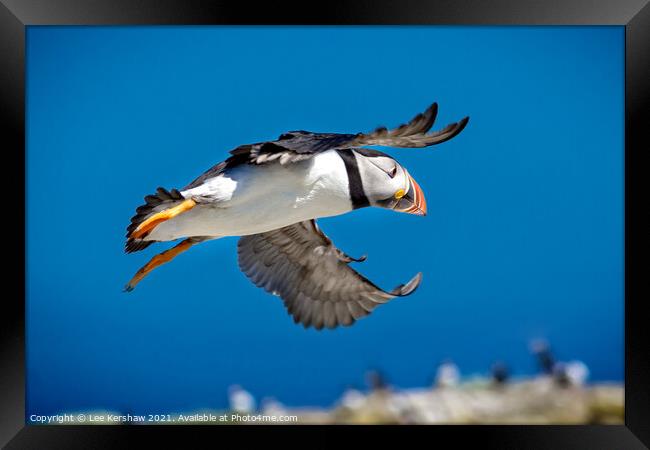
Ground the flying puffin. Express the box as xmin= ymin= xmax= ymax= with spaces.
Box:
xmin=124 ymin=103 xmax=469 ymax=330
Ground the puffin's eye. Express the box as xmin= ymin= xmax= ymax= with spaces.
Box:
xmin=388 ymin=166 xmax=397 ymax=178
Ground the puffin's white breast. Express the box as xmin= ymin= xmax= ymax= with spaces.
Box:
xmin=146 ymin=150 xmax=352 ymax=241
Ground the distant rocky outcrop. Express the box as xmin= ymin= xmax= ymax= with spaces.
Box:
xmin=296 ymin=378 xmax=623 ymax=425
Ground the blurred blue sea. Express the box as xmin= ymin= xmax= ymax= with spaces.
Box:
xmin=26 ymin=26 xmax=623 ymax=416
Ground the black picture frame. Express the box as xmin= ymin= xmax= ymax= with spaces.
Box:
xmin=1 ymin=1 xmax=647 ymax=448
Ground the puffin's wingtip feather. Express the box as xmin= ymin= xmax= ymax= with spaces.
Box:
xmin=390 ymin=272 xmax=423 ymax=297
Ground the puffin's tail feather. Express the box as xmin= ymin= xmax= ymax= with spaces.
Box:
xmin=124 ymin=187 xmax=185 ymax=254
xmin=125 ymin=238 xmax=155 ymax=254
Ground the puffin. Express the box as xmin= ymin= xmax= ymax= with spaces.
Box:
xmin=124 ymin=103 xmax=469 ymax=330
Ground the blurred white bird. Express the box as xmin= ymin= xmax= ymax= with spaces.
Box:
xmin=564 ymin=361 xmax=590 ymax=386
xmin=340 ymin=387 xmax=366 ymax=410
xmin=228 ymin=385 xmax=256 ymax=413
xmin=436 ymin=360 xmax=460 ymax=388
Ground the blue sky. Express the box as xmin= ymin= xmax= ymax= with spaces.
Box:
xmin=26 ymin=26 xmax=623 ymax=415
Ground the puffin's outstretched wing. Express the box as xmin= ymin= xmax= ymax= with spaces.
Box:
xmin=228 ymin=102 xmax=468 ymax=165
xmin=183 ymin=102 xmax=468 ymax=190
xmin=351 ymin=103 xmax=469 ymax=148
xmin=237 ymin=220 xmax=422 ymax=330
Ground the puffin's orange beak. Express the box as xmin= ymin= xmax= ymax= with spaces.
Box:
xmin=394 ymin=173 xmax=427 ymax=216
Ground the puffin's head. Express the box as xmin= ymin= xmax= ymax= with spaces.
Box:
xmin=355 ymin=149 xmax=427 ymax=216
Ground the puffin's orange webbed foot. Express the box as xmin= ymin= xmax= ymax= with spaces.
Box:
xmin=124 ymin=238 xmax=195 ymax=292
xmin=130 ymin=198 xmax=197 ymax=239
